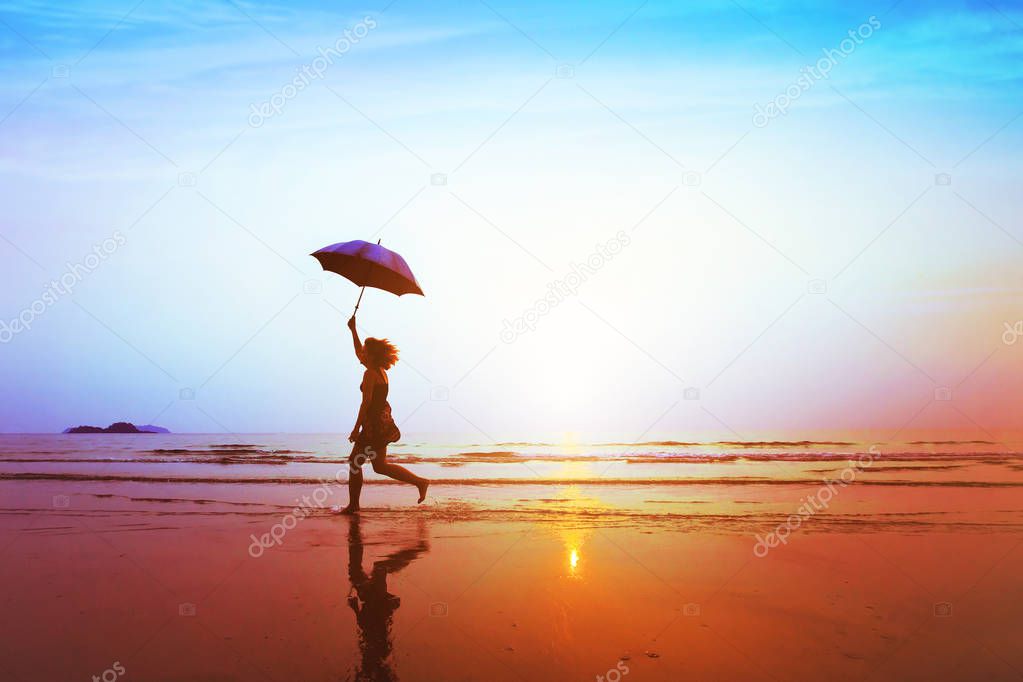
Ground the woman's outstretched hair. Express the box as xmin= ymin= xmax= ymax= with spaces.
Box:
xmin=363 ymin=337 xmax=399 ymax=369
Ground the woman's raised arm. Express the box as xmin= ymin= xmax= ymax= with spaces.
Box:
xmin=347 ymin=315 xmax=364 ymax=363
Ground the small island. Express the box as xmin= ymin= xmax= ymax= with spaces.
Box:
xmin=63 ymin=422 xmax=170 ymax=434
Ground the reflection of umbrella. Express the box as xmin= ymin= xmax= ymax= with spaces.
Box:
xmin=311 ymin=239 xmax=424 ymax=314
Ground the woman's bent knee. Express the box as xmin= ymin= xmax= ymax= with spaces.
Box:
xmin=350 ymin=442 xmax=374 ymax=465
xmin=352 ymin=441 xmax=384 ymax=472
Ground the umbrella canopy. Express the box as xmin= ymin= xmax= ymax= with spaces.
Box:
xmin=311 ymin=240 xmax=424 ymax=298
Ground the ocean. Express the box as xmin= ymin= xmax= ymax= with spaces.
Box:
xmin=2 ymin=434 xmax=1021 ymax=531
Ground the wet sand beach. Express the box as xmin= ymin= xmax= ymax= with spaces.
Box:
xmin=2 ymin=436 xmax=1022 ymax=680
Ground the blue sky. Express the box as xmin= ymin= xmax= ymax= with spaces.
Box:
xmin=1 ymin=0 xmax=1022 ymax=439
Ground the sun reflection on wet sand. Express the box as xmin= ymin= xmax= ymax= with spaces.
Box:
xmin=559 ymin=524 xmax=590 ymax=580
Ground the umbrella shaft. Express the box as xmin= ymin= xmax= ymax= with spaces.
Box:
xmin=353 ymin=286 xmax=367 ymax=314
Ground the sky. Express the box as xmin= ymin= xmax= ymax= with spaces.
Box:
xmin=0 ymin=0 xmax=1022 ymax=441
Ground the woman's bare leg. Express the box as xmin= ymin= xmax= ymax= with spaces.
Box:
xmin=370 ymin=444 xmax=429 ymax=503
xmin=341 ymin=442 xmax=370 ymax=513
xmin=342 ymin=468 xmax=362 ymax=513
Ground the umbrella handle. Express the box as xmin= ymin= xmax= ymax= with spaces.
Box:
xmin=353 ymin=286 xmax=366 ymax=315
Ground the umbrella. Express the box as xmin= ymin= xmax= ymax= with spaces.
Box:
xmin=311 ymin=239 xmax=424 ymax=314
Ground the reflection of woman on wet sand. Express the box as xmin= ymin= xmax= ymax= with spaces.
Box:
xmin=346 ymin=516 xmax=429 ymax=682
xmin=340 ymin=314 xmax=429 ymax=514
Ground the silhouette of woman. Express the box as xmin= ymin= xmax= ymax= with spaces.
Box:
xmin=345 ymin=515 xmax=429 ymax=681
xmin=339 ymin=314 xmax=428 ymax=514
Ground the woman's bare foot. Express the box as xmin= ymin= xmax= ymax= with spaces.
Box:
xmin=416 ymin=480 xmax=429 ymax=504
xmin=337 ymin=505 xmax=360 ymax=515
